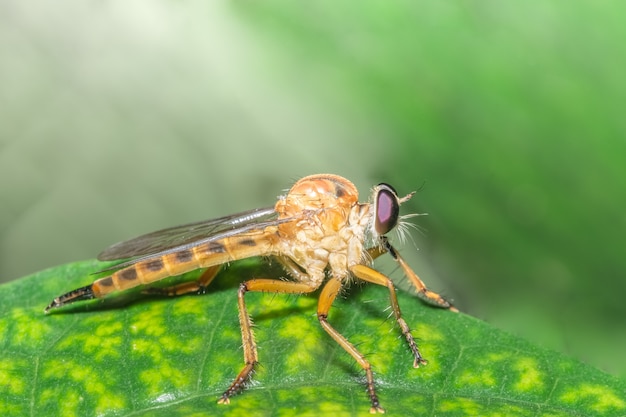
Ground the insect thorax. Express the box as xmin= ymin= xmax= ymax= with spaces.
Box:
xmin=272 ymin=174 xmax=373 ymax=286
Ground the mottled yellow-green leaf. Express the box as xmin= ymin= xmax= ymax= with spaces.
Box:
xmin=0 ymin=259 xmax=624 ymax=417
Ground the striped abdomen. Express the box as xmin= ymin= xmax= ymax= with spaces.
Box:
xmin=92 ymin=231 xmax=277 ymax=298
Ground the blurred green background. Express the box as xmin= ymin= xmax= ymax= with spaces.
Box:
xmin=1 ymin=1 xmax=624 ymax=378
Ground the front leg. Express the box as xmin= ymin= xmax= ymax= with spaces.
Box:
xmin=368 ymin=237 xmax=458 ymax=311
xmin=350 ymin=265 xmax=427 ymax=368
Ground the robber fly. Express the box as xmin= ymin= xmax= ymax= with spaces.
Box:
xmin=45 ymin=173 xmax=456 ymax=413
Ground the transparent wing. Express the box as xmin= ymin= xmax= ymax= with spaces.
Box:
xmin=98 ymin=206 xmax=280 ymax=261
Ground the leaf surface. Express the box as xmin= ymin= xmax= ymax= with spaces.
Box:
xmin=1 ymin=260 xmax=624 ymax=416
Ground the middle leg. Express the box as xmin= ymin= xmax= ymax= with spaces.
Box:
xmin=317 ymin=276 xmax=385 ymax=414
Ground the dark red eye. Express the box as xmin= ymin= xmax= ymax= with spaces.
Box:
xmin=374 ymin=184 xmax=399 ymax=236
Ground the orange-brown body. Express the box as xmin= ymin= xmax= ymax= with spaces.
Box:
xmin=91 ymin=174 xmax=368 ymax=298
xmin=45 ymin=173 xmax=456 ymax=414
xmin=92 ymin=228 xmax=278 ymax=297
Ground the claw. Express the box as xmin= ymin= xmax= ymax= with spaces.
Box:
xmin=413 ymin=357 xmax=428 ymax=368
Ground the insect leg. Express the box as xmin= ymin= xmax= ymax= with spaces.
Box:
xmin=373 ymin=237 xmax=457 ymax=312
xmin=143 ymin=265 xmax=221 ymax=296
xmin=317 ymin=276 xmax=385 ymax=414
xmin=365 ymin=245 xmax=386 ymax=261
xmin=350 ymin=264 xmax=427 ymax=369
xmin=218 ymin=279 xmax=318 ymax=405
xmin=275 ymin=256 xmax=309 ymax=281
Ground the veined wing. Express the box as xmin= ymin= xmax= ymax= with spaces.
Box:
xmin=98 ymin=206 xmax=281 ymax=262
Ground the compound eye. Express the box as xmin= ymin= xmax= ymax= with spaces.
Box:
xmin=374 ymin=183 xmax=400 ymax=236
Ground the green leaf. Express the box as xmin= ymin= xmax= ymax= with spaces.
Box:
xmin=1 ymin=260 xmax=624 ymax=417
